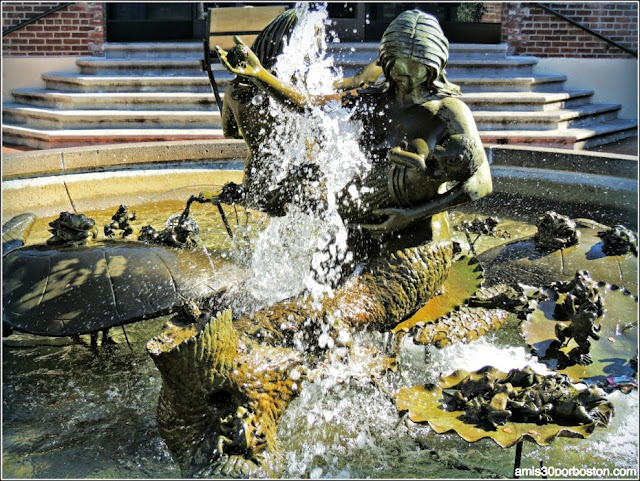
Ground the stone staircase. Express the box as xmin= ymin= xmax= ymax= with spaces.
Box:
xmin=2 ymin=41 xmax=637 ymax=150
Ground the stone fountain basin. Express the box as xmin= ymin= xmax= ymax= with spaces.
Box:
xmin=2 ymin=140 xmax=637 ymax=229
xmin=2 ymin=139 xmax=638 ymax=479
xmin=1 ymin=139 xmax=246 ymax=223
xmin=484 ymin=145 xmax=637 ymax=229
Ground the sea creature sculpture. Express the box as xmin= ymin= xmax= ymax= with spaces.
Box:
xmin=9 ymin=6 xmax=634 ymax=479
xmin=139 ymin=213 xmax=201 ymax=249
xmin=522 ymin=275 xmax=637 ymax=382
xmin=148 ymin=240 xmax=457 ymax=478
xmin=477 ymin=216 xmax=638 ymax=291
xmin=534 ymin=211 xmax=580 ymax=250
xmin=104 ymin=204 xmax=137 ymax=238
xmin=456 ymin=215 xmax=510 ymax=254
xmin=213 ymin=8 xmax=383 ymax=219
xmin=2 ymin=212 xmax=36 ymax=254
xmin=2 ymin=239 xmax=228 ymax=337
xmin=47 ymin=211 xmax=98 ymax=246
xmin=598 ymin=224 xmax=638 ymax=256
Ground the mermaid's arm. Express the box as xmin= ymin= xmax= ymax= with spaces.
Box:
xmin=333 ymin=59 xmax=383 ymax=90
xmin=216 ymin=36 xmax=342 ymax=111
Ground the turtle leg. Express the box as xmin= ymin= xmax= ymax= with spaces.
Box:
xmin=90 ymin=332 xmax=99 ymax=351
xmin=101 ymin=328 xmax=117 ymax=347
xmin=3 ymin=323 xmax=14 ymax=337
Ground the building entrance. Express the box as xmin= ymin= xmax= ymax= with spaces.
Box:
xmin=106 ymin=2 xmax=500 ymax=44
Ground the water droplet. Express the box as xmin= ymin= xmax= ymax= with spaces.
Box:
xmin=251 ymin=93 xmax=264 ymax=106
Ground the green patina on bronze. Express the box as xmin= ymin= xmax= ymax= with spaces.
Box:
xmin=379 ymin=9 xmax=460 ymax=97
xmin=147 ymin=240 xmax=456 ymax=478
xmin=478 ymin=216 xmax=638 ymax=294
xmin=149 ymin=309 xmax=302 ymax=478
xmin=8 ymin=7 xmax=636 ymax=479
xmin=598 ymin=224 xmax=638 ymax=256
xmin=2 ymin=212 xmax=36 ymax=253
xmin=46 ymin=211 xmax=98 ymax=246
xmin=522 ymin=277 xmax=638 ymax=383
xmin=393 ymin=255 xmax=484 ymax=334
xmin=214 ymin=7 xmax=492 ymax=255
xmin=396 ymin=365 xmax=614 ymax=448
xmin=103 ymin=205 xmax=137 ymax=239
xmin=2 ymin=240 xmax=223 ymax=337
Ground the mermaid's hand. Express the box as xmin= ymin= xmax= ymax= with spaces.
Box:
xmin=387 ymin=146 xmax=426 ymax=170
xmin=360 ymin=207 xmax=415 ymax=232
xmin=216 ymin=36 xmax=263 ymax=78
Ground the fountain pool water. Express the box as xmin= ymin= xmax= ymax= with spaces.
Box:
xmin=2 ymin=201 xmax=638 ymax=478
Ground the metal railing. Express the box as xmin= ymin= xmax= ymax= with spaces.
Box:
xmin=3 ymin=2 xmax=72 ymax=36
xmin=534 ymin=2 xmax=637 ymax=58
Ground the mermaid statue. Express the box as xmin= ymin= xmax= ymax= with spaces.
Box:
xmin=214 ymin=8 xmax=493 ymax=256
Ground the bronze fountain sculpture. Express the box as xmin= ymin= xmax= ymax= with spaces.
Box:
xmin=142 ymin=9 xmax=628 ymax=478
xmin=2 ymin=7 xmax=636 ymax=479
xmin=208 ymin=8 xmax=493 ymax=259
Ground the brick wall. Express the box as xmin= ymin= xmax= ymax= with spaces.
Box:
xmin=2 ymin=2 xmax=105 ymax=56
xmin=481 ymin=2 xmax=503 ymax=23
xmin=501 ymin=2 xmax=638 ymax=58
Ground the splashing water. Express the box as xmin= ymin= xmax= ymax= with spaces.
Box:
xmin=232 ymin=3 xmax=370 ymax=311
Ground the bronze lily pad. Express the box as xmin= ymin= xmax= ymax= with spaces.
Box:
xmin=396 ymin=366 xmax=613 ymax=448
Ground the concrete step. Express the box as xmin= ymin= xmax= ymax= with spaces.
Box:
xmin=446 ymin=56 xmax=539 ymax=76
xmin=84 ymin=46 xmax=519 ymax=76
xmin=460 ymin=89 xmax=594 ymax=112
xmin=331 ymin=42 xmax=509 ymax=60
xmin=480 ymin=118 xmax=638 ymax=149
xmin=455 ymin=74 xmax=569 ymax=93
xmin=77 ymin=58 xmax=207 ymax=75
xmin=5 ymin=39 xmax=633 ymax=152
xmin=42 ymin=72 xmax=231 ymax=93
xmin=340 ymin=56 xmax=539 ymax=77
xmin=103 ymin=41 xmax=508 ymax=60
xmin=103 ymin=41 xmax=380 ymax=59
xmin=473 ymin=103 xmax=622 ymax=131
xmin=3 ymin=104 xmax=222 ymax=130
xmin=42 ymin=70 xmax=571 ymax=97
xmin=1 ymin=124 xmax=224 ymax=149
xmin=14 ymin=84 xmax=590 ymax=120
xmin=10 ymin=88 xmax=220 ymax=111
xmin=104 ymin=42 xmax=204 ymax=59
xmin=4 ymin=116 xmax=635 ymax=152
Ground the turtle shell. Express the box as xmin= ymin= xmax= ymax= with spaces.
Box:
xmin=2 ymin=241 xmax=226 ymax=336
xmin=477 ymin=221 xmax=637 ymax=294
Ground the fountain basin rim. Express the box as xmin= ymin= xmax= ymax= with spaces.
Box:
xmin=2 ymin=139 xmax=636 ymax=225
xmin=2 ymin=138 xmax=248 ymax=181
xmin=485 ymin=144 xmax=638 ymax=180
xmin=2 ymin=140 xmax=636 ymax=182
xmin=2 ymin=164 xmax=244 ymax=222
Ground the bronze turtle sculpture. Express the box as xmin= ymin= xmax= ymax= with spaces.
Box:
xmin=475 ymin=213 xmax=637 ymax=383
xmin=2 ymin=212 xmax=241 ymax=339
xmin=2 ymin=240 xmax=228 ymax=337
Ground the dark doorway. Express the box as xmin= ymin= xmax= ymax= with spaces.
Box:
xmin=106 ymin=2 xmax=500 ymax=44
xmin=106 ymin=3 xmax=202 ymax=42
xmin=364 ymin=3 xmax=501 ymax=43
